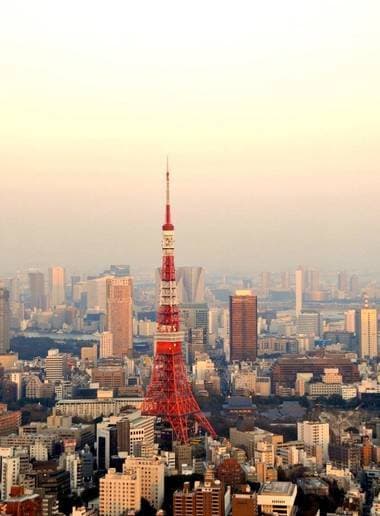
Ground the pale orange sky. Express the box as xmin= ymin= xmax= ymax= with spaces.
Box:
xmin=0 ymin=1 xmax=379 ymax=274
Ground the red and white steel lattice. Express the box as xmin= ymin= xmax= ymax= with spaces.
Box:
xmin=141 ymin=163 xmax=216 ymax=443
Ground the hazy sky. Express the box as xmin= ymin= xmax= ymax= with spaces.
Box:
xmin=1 ymin=1 xmax=380 ymax=275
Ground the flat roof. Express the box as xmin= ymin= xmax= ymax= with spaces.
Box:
xmin=259 ymin=482 xmax=295 ymax=496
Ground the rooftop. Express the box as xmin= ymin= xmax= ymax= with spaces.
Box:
xmin=259 ymin=481 xmax=295 ymax=496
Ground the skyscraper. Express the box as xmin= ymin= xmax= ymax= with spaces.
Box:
xmin=106 ymin=277 xmax=133 ymax=357
xmin=0 ymin=288 xmax=10 ymax=354
xmin=357 ymin=298 xmax=378 ymax=359
xmin=177 ymin=267 xmax=205 ymax=304
xmin=295 ymin=268 xmax=303 ymax=316
xmin=28 ymin=271 xmax=46 ymax=310
xmin=230 ymin=290 xmax=257 ymax=362
xmin=309 ymin=269 xmax=320 ymax=291
xmin=337 ymin=271 xmax=348 ymax=292
xmin=48 ymin=266 xmax=66 ymax=307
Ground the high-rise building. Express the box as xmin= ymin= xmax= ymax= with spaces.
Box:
xmin=295 ymin=268 xmax=303 ymax=316
xmin=124 ymin=456 xmax=164 ymax=509
xmin=344 ymin=309 xmax=356 ymax=333
xmin=180 ymin=303 xmax=209 ymax=349
xmin=297 ymin=421 xmax=330 ymax=461
xmin=173 ymin=479 xmax=225 ymax=516
xmin=106 ymin=277 xmax=133 ymax=357
xmin=0 ymin=288 xmax=10 ymax=354
xmin=356 ymin=299 xmax=378 ymax=359
xmin=28 ymin=271 xmax=46 ymax=309
xmin=45 ymin=349 xmax=67 ymax=383
xmin=230 ymin=290 xmax=257 ymax=362
xmin=309 ymin=269 xmax=320 ymax=291
xmin=48 ymin=266 xmax=66 ymax=307
xmin=99 ymin=466 xmax=141 ymax=515
xmin=280 ymin=272 xmax=290 ymax=290
xmin=177 ymin=267 xmax=205 ymax=304
xmin=296 ymin=311 xmax=321 ymax=338
xmin=260 ymin=272 xmax=271 ymax=297
xmin=99 ymin=331 xmax=114 ymax=358
xmin=337 ymin=271 xmax=349 ymax=292
xmin=350 ymin=274 xmax=360 ymax=298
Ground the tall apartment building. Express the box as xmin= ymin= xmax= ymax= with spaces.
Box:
xmin=0 ymin=288 xmax=10 ymax=354
xmin=230 ymin=290 xmax=257 ymax=362
xmin=99 ymin=331 xmax=113 ymax=358
xmin=28 ymin=271 xmax=46 ymax=309
xmin=0 ymin=456 xmax=20 ymax=499
xmin=106 ymin=277 xmax=133 ymax=357
xmin=356 ymin=301 xmax=378 ymax=359
xmin=124 ymin=456 xmax=164 ymax=509
xmin=295 ymin=268 xmax=303 ymax=316
xmin=173 ymin=479 xmax=225 ymax=516
xmin=99 ymin=467 xmax=141 ymax=515
xmin=297 ymin=421 xmax=330 ymax=461
xmin=48 ymin=266 xmax=66 ymax=307
xmin=344 ymin=309 xmax=356 ymax=333
xmin=45 ymin=349 xmax=67 ymax=383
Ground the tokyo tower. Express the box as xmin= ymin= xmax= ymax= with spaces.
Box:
xmin=141 ymin=162 xmax=216 ymax=443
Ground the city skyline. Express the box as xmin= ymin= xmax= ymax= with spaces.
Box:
xmin=1 ymin=2 xmax=380 ymax=273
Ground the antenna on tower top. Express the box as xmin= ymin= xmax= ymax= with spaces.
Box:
xmin=163 ymin=157 xmax=173 ymax=229
xmin=166 ymin=156 xmax=170 ymax=205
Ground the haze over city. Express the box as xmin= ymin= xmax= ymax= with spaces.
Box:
xmin=1 ymin=1 xmax=380 ymax=274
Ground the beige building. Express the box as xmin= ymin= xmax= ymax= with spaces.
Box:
xmin=45 ymin=349 xmax=67 ymax=383
xmin=99 ymin=331 xmax=114 ymax=358
xmin=106 ymin=277 xmax=133 ymax=357
xmin=358 ymin=304 xmax=378 ymax=359
xmin=295 ymin=268 xmax=303 ymax=316
xmin=56 ymin=397 xmax=143 ymax=419
xmin=123 ymin=456 xmax=164 ymax=509
xmin=257 ymin=481 xmax=297 ymax=516
xmin=99 ymin=467 xmax=141 ymax=515
xmin=297 ymin=421 xmax=329 ymax=461
xmin=48 ymin=266 xmax=65 ymax=307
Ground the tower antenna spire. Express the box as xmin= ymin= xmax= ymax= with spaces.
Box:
xmin=164 ymin=156 xmax=173 ymax=229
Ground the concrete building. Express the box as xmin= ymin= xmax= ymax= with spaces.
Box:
xmin=230 ymin=290 xmax=257 ymax=362
xmin=344 ymin=309 xmax=356 ymax=333
xmin=297 ymin=421 xmax=330 ymax=461
xmin=173 ymin=479 xmax=226 ymax=516
xmin=28 ymin=271 xmax=46 ymax=310
xmin=180 ymin=303 xmax=209 ymax=349
xmin=295 ymin=268 xmax=303 ymax=316
xmin=106 ymin=277 xmax=133 ymax=357
xmin=45 ymin=349 xmax=67 ymax=383
xmin=231 ymin=486 xmax=258 ymax=516
xmin=0 ymin=288 xmax=10 ymax=354
xmin=257 ymin=482 xmax=297 ymax=516
xmin=296 ymin=311 xmax=321 ymax=338
xmin=357 ymin=301 xmax=378 ymax=359
xmin=177 ymin=267 xmax=205 ymax=304
xmin=124 ymin=456 xmax=164 ymax=509
xmin=99 ymin=467 xmax=141 ymax=514
xmin=99 ymin=331 xmax=114 ymax=358
xmin=48 ymin=266 xmax=65 ymax=307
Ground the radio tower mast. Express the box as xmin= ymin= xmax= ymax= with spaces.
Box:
xmin=142 ymin=161 xmax=216 ymax=443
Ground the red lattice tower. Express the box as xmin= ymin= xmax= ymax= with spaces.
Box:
xmin=141 ymin=162 xmax=216 ymax=443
